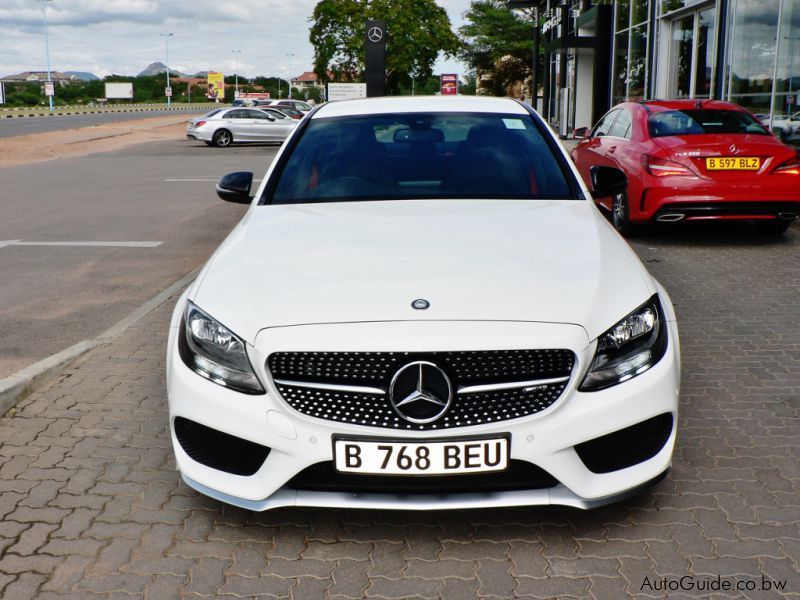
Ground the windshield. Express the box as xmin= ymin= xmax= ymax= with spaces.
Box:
xmin=268 ymin=112 xmax=575 ymax=204
xmin=203 ymin=109 xmax=223 ymax=118
xmin=648 ymin=109 xmax=768 ymax=137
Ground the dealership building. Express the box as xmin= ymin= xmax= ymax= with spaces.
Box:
xmin=511 ymin=0 xmax=799 ymax=135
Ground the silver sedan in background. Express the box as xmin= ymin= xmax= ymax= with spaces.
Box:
xmin=186 ymin=107 xmax=298 ymax=147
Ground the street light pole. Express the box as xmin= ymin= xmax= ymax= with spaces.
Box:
xmin=232 ymin=50 xmax=242 ymax=98
xmin=38 ymin=0 xmax=54 ymax=112
xmin=161 ymin=33 xmax=173 ymax=107
xmin=285 ymin=53 xmax=295 ymax=98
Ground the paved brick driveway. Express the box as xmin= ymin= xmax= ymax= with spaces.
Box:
xmin=0 ymin=223 xmax=797 ymax=599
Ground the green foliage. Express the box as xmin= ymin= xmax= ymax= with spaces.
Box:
xmin=459 ymin=0 xmax=537 ymax=96
xmin=309 ymin=0 xmax=461 ymax=94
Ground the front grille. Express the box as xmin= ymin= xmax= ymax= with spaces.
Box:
xmin=286 ymin=460 xmax=558 ymax=494
xmin=269 ymin=350 xmax=574 ymax=387
xmin=173 ymin=417 xmax=270 ymax=476
xmin=575 ymin=413 xmax=674 ymax=474
xmin=269 ymin=350 xmax=574 ymax=430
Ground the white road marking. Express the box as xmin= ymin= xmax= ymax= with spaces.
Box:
xmin=0 ymin=240 xmax=162 ymax=248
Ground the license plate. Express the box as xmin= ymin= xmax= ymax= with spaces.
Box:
xmin=334 ymin=436 xmax=509 ymax=476
xmin=705 ymin=157 xmax=760 ymax=170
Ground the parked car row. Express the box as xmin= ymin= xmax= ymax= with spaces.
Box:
xmin=571 ymin=99 xmax=800 ymax=236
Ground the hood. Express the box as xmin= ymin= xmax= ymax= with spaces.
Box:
xmin=192 ymin=199 xmax=654 ymax=343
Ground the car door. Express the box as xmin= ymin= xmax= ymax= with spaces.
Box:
xmin=572 ymin=109 xmax=621 ymax=194
xmin=258 ymin=109 xmax=296 ymax=141
xmin=266 ymin=110 xmax=298 ymax=140
xmin=222 ymin=109 xmax=254 ymax=141
xmin=246 ymin=109 xmax=279 ymax=141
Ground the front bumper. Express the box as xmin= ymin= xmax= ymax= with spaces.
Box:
xmin=166 ymin=318 xmax=681 ymax=511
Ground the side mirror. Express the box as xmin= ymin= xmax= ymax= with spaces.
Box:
xmin=216 ymin=171 xmax=254 ymax=204
xmin=574 ymin=126 xmax=588 ymax=139
xmin=590 ymin=166 xmax=627 ymax=199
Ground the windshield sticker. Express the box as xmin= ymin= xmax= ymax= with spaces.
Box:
xmin=502 ymin=118 xmax=526 ymax=130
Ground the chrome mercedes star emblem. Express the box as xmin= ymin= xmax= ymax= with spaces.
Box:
xmin=368 ymin=27 xmax=384 ymax=43
xmin=389 ymin=361 xmax=452 ymax=424
xmin=411 ymin=298 xmax=430 ymax=310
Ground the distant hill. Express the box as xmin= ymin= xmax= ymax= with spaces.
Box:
xmin=64 ymin=71 xmax=99 ymax=81
xmin=137 ymin=62 xmax=187 ymax=78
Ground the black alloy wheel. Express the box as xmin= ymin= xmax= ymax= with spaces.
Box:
xmin=612 ymin=192 xmax=640 ymax=237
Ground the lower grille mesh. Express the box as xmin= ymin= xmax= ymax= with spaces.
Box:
xmin=575 ymin=413 xmax=674 ymax=474
xmin=286 ymin=460 xmax=558 ymax=494
xmin=174 ymin=417 xmax=270 ymax=476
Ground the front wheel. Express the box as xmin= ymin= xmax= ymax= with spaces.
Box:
xmin=611 ymin=192 xmax=641 ymax=237
xmin=212 ymin=129 xmax=233 ymax=148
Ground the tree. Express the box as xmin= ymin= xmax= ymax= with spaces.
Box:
xmin=309 ymin=0 xmax=461 ymax=93
xmin=458 ymin=0 xmax=537 ymax=96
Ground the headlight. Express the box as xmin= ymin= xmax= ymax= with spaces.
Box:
xmin=178 ymin=302 xmax=264 ymax=394
xmin=579 ymin=295 xmax=668 ymax=391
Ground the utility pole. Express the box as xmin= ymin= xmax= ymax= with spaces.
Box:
xmin=38 ymin=0 xmax=54 ymax=112
xmin=285 ymin=53 xmax=295 ymax=98
xmin=232 ymin=50 xmax=242 ymax=98
xmin=161 ymin=33 xmax=173 ymax=107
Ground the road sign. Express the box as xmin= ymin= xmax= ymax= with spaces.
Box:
xmin=165 ymin=87 xmax=173 ymax=97
xmin=441 ymin=74 xmax=458 ymax=95
xmin=44 ymin=81 xmax=55 ymax=96
xmin=326 ymin=83 xmax=367 ymax=101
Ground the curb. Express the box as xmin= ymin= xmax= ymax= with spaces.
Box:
xmin=2 ymin=105 xmax=222 ymax=119
xmin=0 ymin=268 xmax=199 ymax=415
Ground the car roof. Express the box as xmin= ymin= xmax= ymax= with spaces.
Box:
xmin=312 ymin=95 xmax=529 ymax=119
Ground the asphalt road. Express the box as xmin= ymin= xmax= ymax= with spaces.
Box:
xmin=0 ymin=108 xmax=210 ymax=139
xmin=0 ymin=138 xmax=278 ymax=378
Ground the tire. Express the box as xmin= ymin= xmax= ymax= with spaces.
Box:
xmin=754 ymin=220 xmax=791 ymax=236
xmin=204 ymin=141 xmax=214 ymax=146
xmin=212 ymin=129 xmax=233 ymax=148
xmin=611 ymin=192 xmax=641 ymax=237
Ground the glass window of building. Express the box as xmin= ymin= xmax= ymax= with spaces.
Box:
xmin=726 ymin=0 xmax=780 ymax=114
xmin=660 ymin=0 xmax=709 ymax=15
xmin=657 ymin=0 xmax=718 ymax=99
xmin=774 ymin=0 xmax=800 ymax=122
xmin=613 ymin=0 xmax=652 ymax=104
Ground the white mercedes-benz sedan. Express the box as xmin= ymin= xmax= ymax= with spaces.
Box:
xmin=166 ymin=95 xmax=680 ymax=511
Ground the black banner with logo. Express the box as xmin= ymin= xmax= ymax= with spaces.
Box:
xmin=365 ymin=20 xmax=386 ymax=97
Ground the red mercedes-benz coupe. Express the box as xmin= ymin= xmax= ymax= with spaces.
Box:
xmin=571 ymin=99 xmax=800 ymax=235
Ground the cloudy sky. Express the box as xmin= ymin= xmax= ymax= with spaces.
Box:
xmin=0 ymin=0 xmax=473 ymax=79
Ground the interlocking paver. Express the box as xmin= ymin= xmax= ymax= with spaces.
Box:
xmin=0 ymin=221 xmax=796 ymax=597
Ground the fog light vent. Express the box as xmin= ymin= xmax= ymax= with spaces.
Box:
xmin=575 ymin=413 xmax=673 ymax=474
xmin=174 ymin=417 xmax=270 ymax=476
